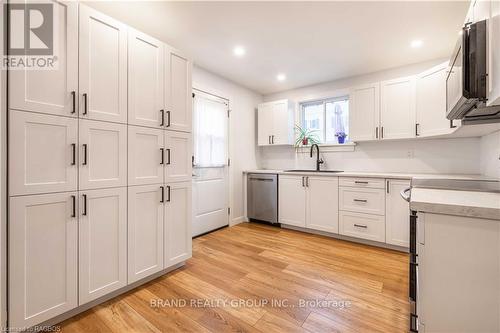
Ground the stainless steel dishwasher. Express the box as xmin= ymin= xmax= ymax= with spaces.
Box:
xmin=247 ymin=173 xmax=278 ymax=224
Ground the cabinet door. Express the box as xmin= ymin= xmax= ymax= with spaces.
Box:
xmin=380 ymin=76 xmax=416 ymax=140
xmin=416 ymin=63 xmax=453 ymax=137
xmin=165 ymin=130 xmax=192 ymax=183
xmin=9 ymin=1 xmax=78 ymax=117
xmin=349 ymin=83 xmax=380 ymax=141
xmin=79 ymin=119 xmax=127 ymax=190
xmin=9 ymin=110 xmax=77 ymax=196
xmin=306 ymin=177 xmax=339 ymax=233
xmin=128 ymin=185 xmax=164 ymax=283
xmin=165 ymin=47 xmax=192 ymax=132
xmin=385 ymin=179 xmax=410 ymax=247
xmin=271 ymin=100 xmax=292 ymax=145
xmin=128 ymin=126 xmax=164 ymax=186
xmin=79 ymin=5 xmax=127 ymax=123
xmin=257 ymin=103 xmax=273 ymax=146
xmin=79 ymin=187 xmax=127 ymax=305
xmin=164 ymin=181 xmax=192 ymax=267
xmin=128 ymin=29 xmax=164 ymax=128
xmin=9 ymin=193 xmax=78 ymax=328
xmin=278 ymin=175 xmax=306 ymax=227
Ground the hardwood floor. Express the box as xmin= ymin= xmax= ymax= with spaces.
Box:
xmin=60 ymin=222 xmax=410 ymax=333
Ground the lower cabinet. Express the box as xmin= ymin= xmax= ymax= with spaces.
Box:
xmin=9 ymin=192 xmax=78 ymax=329
xmin=385 ymin=179 xmax=410 ymax=247
xmin=278 ymin=175 xmax=307 ymax=227
xmin=79 ymin=187 xmax=127 ymax=305
xmin=339 ymin=210 xmax=386 ymax=243
xmin=128 ymin=184 xmax=164 ymax=283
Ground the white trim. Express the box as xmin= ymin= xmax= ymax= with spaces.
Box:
xmin=231 ymin=216 xmax=246 ymax=226
xmin=295 ymin=142 xmax=356 ymax=153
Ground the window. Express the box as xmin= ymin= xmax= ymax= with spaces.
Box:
xmin=301 ymin=96 xmax=349 ymax=144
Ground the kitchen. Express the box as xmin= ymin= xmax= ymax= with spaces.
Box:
xmin=0 ymin=1 xmax=500 ymax=332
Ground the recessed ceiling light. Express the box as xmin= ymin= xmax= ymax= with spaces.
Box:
xmin=410 ymin=39 xmax=423 ymax=48
xmin=233 ymin=46 xmax=246 ymax=57
xmin=277 ymin=73 xmax=286 ymax=81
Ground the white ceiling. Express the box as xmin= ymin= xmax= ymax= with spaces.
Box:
xmin=87 ymin=1 xmax=470 ymax=95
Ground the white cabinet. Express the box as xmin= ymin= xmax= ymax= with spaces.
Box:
xmin=385 ymin=179 xmax=410 ymax=247
xmin=165 ymin=47 xmax=192 ymax=132
xmin=164 ymin=181 xmax=192 ymax=267
xmin=339 ymin=187 xmax=385 ymax=216
xmin=9 ymin=193 xmax=78 ymax=328
xmin=128 ymin=126 xmax=164 ymax=186
xmin=257 ymin=100 xmax=294 ymax=146
xmin=9 ymin=1 xmax=78 ymax=117
xmin=306 ymin=177 xmax=339 ymax=233
xmin=416 ymin=63 xmax=455 ymax=137
xmin=380 ymin=76 xmax=416 ymax=140
xmin=128 ymin=185 xmax=164 ymax=283
xmin=488 ymin=0 xmax=500 ymax=107
xmin=9 ymin=111 xmax=78 ymax=196
xmin=128 ymin=29 xmax=164 ymax=128
xmin=79 ymin=120 xmax=127 ymax=190
xmin=79 ymin=5 xmax=127 ymax=123
xmin=165 ymin=130 xmax=192 ymax=183
xmin=349 ymin=83 xmax=380 ymax=141
xmin=339 ymin=211 xmax=386 ymax=243
xmin=79 ymin=187 xmax=127 ymax=305
xmin=278 ymin=175 xmax=307 ymax=227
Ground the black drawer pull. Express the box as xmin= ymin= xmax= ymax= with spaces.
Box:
xmin=354 ymin=181 xmax=368 ymax=184
xmin=354 ymin=224 xmax=367 ymax=229
xmin=353 ymin=199 xmax=367 ymax=203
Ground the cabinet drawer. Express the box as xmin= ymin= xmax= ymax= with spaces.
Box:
xmin=339 ymin=187 xmax=385 ymax=215
xmin=339 ymin=211 xmax=385 ymax=243
xmin=339 ymin=177 xmax=385 ymax=189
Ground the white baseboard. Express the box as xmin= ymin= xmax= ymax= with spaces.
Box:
xmin=231 ymin=216 xmax=246 ymax=226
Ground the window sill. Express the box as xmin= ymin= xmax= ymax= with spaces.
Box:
xmin=295 ymin=142 xmax=356 ymax=153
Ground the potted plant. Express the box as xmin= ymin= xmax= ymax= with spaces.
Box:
xmin=294 ymin=125 xmax=320 ymax=147
xmin=335 ymin=131 xmax=347 ymax=144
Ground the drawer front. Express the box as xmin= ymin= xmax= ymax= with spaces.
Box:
xmin=339 ymin=177 xmax=385 ymax=189
xmin=339 ymin=211 xmax=385 ymax=242
xmin=339 ymin=187 xmax=385 ymax=215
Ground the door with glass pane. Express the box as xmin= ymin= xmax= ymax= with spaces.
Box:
xmin=192 ymin=90 xmax=229 ymax=237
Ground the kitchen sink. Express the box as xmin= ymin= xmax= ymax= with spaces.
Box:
xmin=284 ymin=169 xmax=343 ymax=173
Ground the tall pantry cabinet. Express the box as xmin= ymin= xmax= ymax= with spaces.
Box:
xmin=7 ymin=3 xmax=192 ymax=329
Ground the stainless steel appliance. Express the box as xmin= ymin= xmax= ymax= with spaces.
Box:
xmin=247 ymin=173 xmax=278 ymax=224
xmin=446 ymin=19 xmax=500 ymax=124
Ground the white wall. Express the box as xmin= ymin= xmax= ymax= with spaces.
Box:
xmin=480 ymin=130 xmax=500 ymax=178
xmin=192 ymin=66 xmax=262 ymax=224
xmin=259 ymin=59 xmax=486 ymax=176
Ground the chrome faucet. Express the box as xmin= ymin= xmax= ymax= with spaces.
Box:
xmin=310 ymin=144 xmax=324 ymax=171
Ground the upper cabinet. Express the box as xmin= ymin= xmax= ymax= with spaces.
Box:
xmin=165 ymin=47 xmax=192 ymax=132
xmin=257 ymin=99 xmax=294 ymax=146
xmin=349 ymin=83 xmax=380 ymax=141
xmin=79 ymin=6 xmax=128 ymax=123
xmin=380 ymin=76 xmax=416 ymax=140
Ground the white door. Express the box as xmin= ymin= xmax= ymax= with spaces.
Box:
xmin=306 ymin=176 xmax=339 ymax=233
xmin=386 ymin=179 xmax=410 ymax=247
xmin=9 ymin=1 xmax=78 ymax=117
xmin=165 ymin=181 xmax=192 ymax=267
xmin=416 ymin=63 xmax=452 ymax=137
xmin=79 ymin=119 xmax=127 ymax=190
xmin=128 ymin=29 xmax=164 ymax=128
xmin=278 ymin=175 xmax=306 ymax=227
xmin=9 ymin=110 xmax=78 ymax=196
xmin=79 ymin=5 xmax=127 ymax=123
xmin=349 ymin=83 xmax=380 ymax=141
xmin=165 ymin=130 xmax=192 ymax=183
xmin=128 ymin=126 xmax=164 ymax=186
xmin=9 ymin=192 xmax=78 ymax=328
xmin=257 ymin=103 xmax=273 ymax=146
xmin=79 ymin=187 xmax=127 ymax=305
xmin=271 ymin=100 xmax=290 ymax=145
xmin=380 ymin=76 xmax=416 ymax=140
xmin=165 ymin=47 xmax=192 ymax=132
xmin=192 ymin=91 xmax=229 ymax=236
xmin=128 ymin=185 xmax=164 ymax=283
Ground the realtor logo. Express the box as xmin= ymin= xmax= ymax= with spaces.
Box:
xmin=2 ymin=2 xmax=58 ymax=69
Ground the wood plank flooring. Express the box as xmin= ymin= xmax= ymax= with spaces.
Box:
xmin=60 ymin=222 xmax=410 ymax=332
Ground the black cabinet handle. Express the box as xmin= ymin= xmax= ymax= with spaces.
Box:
xmin=381 ymin=126 xmax=384 ymax=138
xmin=353 ymin=199 xmax=368 ymax=203
xmin=82 ymin=194 xmax=87 ymax=216
xmin=302 ymin=176 xmax=305 ymax=187
xmin=166 ymin=148 xmax=171 ymax=165
xmin=160 ymin=148 xmax=164 ymax=165
xmin=268 ymin=136 xmax=271 ymax=144
xmin=386 ymin=180 xmax=389 ymax=194
xmin=167 ymin=185 xmax=171 ymax=202
xmin=354 ymin=224 xmax=367 ymax=229
xmin=375 ymin=127 xmax=379 ymax=139
xmin=271 ymin=135 xmax=274 ymax=144
xmin=415 ymin=123 xmax=420 ymax=136
xmin=306 ymin=176 xmax=309 ymax=187
xmin=166 ymin=111 xmax=171 ymax=127
xmin=82 ymin=144 xmax=88 ymax=165
xmin=354 ymin=181 xmax=368 ymax=184
xmin=71 ymin=143 xmax=76 ymax=165
xmin=160 ymin=186 xmax=165 ymax=203
xmin=71 ymin=91 xmax=76 ymax=114
xmin=450 ymin=119 xmax=457 ymax=128
xmin=71 ymin=195 xmax=76 ymax=218
xmin=160 ymin=110 xmax=165 ymax=126
xmin=82 ymin=93 xmax=88 ymax=115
